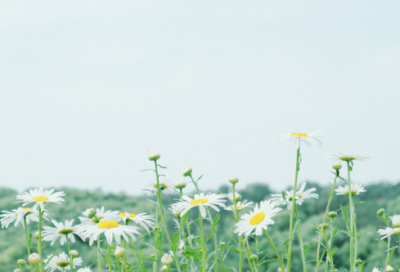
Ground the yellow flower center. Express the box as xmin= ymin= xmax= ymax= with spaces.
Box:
xmin=92 ymin=216 xmax=104 ymax=223
xmin=33 ymin=196 xmax=49 ymax=202
xmin=394 ymin=229 xmax=400 ymax=235
xmin=344 ymin=191 xmax=357 ymax=196
xmin=56 ymin=261 xmax=70 ymax=268
xmin=233 ymin=205 xmax=243 ymax=209
xmin=154 ymin=183 xmax=168 ymax=190
xmin=190 ymin=198 xmax=209 ymax=205
xmin=58 ymin=228 xmax=75 ymax=235
xmin=291 ymin=132 xmax=308 ymax=137
xmin=23 ymin=207 xmax=30 ymax=211
xmin=120 ymin=212 xmax=136 ymax=218
xmin=16 ymin=207 xmax=32 ymax=217
xmin=250 ymin=212 xmax=266 ymax=225
xmin=98 ymin=220 xmax=119 ymax=229
xmin=339 ymin=156 xmax=356 ymax=162
xmin=393 ymin=223 xmax=400 ymax=228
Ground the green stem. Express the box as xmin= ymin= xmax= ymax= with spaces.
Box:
xmin=23 ymin=216 xmax=33 ymax=271
xmin=97 ymin=238 xmax=102 ymax=272
xmin=384 ymin=235 xmax=391 ymax=272
xmin=347 ymin=161 xmax=355 ymax=272
xmin=206 ymin=210 xmax=219 ymax=272
xmin=239 ymin=237 xmax=255 ymax=272
xmin=35 ymin=264 xmax=40 ymax=272
xmin=129 ymin=238 xmax=142 ymax=265
xmin=263 ymin=229 xmax=285 ymax=272
xmin=315 ymin=173 xmax=338 ymax=272
xmin=107 ymin=245 xmax=112 ymax=272
xmin=232 ymin=184 xmax=243 ymax=272
xmin=287 ymin=146 xmax=301 ymax=272
xmin=38 ymin=207 xmax=43 ymax=272
xmin=122 ymin=256 xmax=129 ymax=272
xmin=294 ymin=204 xmax=307 ymax=272
xmin=66 ymin=237 xmax=74 ymax=272
xmin=154 ymin=160 xmax=182 ymax=272
xmin=198 ymin=208 xmax=206 ymax=272
xmin=189 ymin=174 xmax=201 ymax=194
xmin=354 ymin=219 xmax=358 ymax=265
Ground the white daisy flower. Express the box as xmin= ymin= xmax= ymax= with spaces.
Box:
xmin=42 ymin=220 xmax=81 ymax=246
xmin=276 ymin=130 xmax=322 ymax=147
xmin=17 ymin=187 xmax=65 ymax=209
xmin=335 ymin=183 xmax=366 ymax=196
xmin=386 ymin=265 xmax=394 ymax=272
xmin=327 ymin=152 xmax=369 ymax=162
xmin=234 ymin=200 xmax=281 ymax=236
xmin=171 ymin=193 xmax=226 ymax=218
xmin=145 ymin=179 xmax=175 ymax=194
xmin=169 ymin=205 xmax=184 ymax=218
xmin=377 ymin=215 xmax=400 ymax=239
xmin=225 ymin=200 xmax=253 ymax=211
xmin=79 ymin=218 xmax=140 ymax=246
xmin=119 ymin=212 xmax=155 ymax=232
xmin=77 ymin=268 xmax=91 ymax=272
xmin=79 ymin=207 xmax=119 ymax=225
xmin=173 ymin=177 xmax=187 ymax=189
xmin=44 ymin=252 xmax=82 ymax=272
xmin=0 ymin=207 xmax=45 ymax=228
xmin=372 ymin=268 xmax=380 ymax=272
xmin=270 ymin=183 xmax=319 ymax=210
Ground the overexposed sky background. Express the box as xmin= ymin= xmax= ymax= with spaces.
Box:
xmin=0 ymin=1 xmax=399 ymax=194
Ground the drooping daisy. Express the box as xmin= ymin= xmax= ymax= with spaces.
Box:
xmin=377 ymin=215 xmax=400 ymax=239
xmin=119 ymin=212 xmax=155 ymax=232
xmin=173 ymin=177 xmax=187 ymax=189
xmin=327 ymin=152 xmax=369 ymax=162
xmin=169 ymin=205 xmax=184 ymax=218
xmin=270 ymin=183 xmax=319 ymax=210
xmin=145 ymin=179 xmax=175 ymax=194
xmin=225 ymin=200 xmax=253 ymax=211
xmin=79 ymin=207 xmax=119 ymax=225
xmin=79 ymin=217 xmax=140 ymax=245
xmin=17 ymin=187 xmax=65 ymax=209
xmin=44 ymin=252 xmax=82 ymax=272
xmin=335 ymin=183 xmax=366 ymax=196
xmin=0 ymin=207 xmax=46 ymax=228
xmin=42 ymin=220 xmax=81 ymax=246
xmin=276 ymin=130 xmax=322 ymax=147
xmin=234 ymin=200 xmax=281 ymax=236
xmin=172 ymin=193 xmax=226 ymax=218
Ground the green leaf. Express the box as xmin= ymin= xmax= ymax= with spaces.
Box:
xmin=225 ymin=235 xmax=239 ymax=244
xmin=180 ymin=211 xmax=191 ymax=232
xmin=172 ymin=232 xmax=180 ymax=251
xmin=341 ymin=206 xmax=351 ymax=232
xmin=212 ymin=213 xmax=220 ymax=233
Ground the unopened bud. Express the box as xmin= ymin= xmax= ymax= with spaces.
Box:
xmin=69 ymin=250 xmax=79 ymax=257
xmin=332 ymin=161 xmax=342 ymax=170
xmin=182 ymin=167 xmax=192 ymax=177
xmin=386 ymin=265 xmax=394 ymax=272
xmin=17 ymin=259 xmax=26 ymax=266
xmin=161 ymin=265 xmax=168 ymax=271
xmin=161 ymin=253 xmax=173 ymax=265
xmin=220 ymin=241 xmax=226 ymax=246
xmin=86 ymin=208 xmax=96 ymax=219
xmin=229 ymin=176 xmax=239 ymax=184
xmin=34 ymin=231 xmax=40 ymax=239
xmin=249 ymin=254 xmax=258 ymax=261
xmin=114 ymin=246 xmax=126 ymax=258
xmin=319 ymin=223 xmax=329 ymax=230
xmin=228 ymin=192 xmax=242 ymax=203
xmin=355 ymin=259 xmax=363 ymax=266
xmin=28 ymin=253 xmax=41 ymax=265
xmin=148 ymin=149 xmax=160 ymax=161
xmin=277 ymin=268 xmax=283 ymax=272
xmin=328 ymin=211 xmax=337 ymax=219
xmin=377 ymin=208 xmax=385 ymax=216
xmin=151 ymin=254 xmax=156 ymax=258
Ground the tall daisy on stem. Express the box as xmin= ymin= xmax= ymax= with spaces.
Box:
xmin=328 ymin=152 xmax=369 ymax=272
xmin=314 ymin=162 xmax=341 ymax=272
xmin=148 ymin=150 xmax=182 ymax=272
xmin=17 ymin=187 xmax=65 ymax=272
xmin=276 ymin=130 xmax=322 ymax=272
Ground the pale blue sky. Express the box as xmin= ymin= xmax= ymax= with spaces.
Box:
xmin=0 ymin=1 xmax=399 ymax=194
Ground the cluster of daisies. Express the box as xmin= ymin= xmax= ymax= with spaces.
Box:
xmin=3 ymin=131 xmax=399 ymax=272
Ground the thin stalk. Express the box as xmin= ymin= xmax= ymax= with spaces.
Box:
xmin=383 ymin=217 xmax=391 ymax=272
xmin=263 ymin=229 xmax=285 ymax=272
xmin=35 ymin=264 xmax=40 ymax=272
xmin=122 ymin=256 xmax=129 ymax=272
xmin=189 ymin=174 xmax=201 ymax=194
xmin=315 ymin=173 xmax=338 ymax=272
xmin=153 ymin=202 xmax=159 ymax=272
xmin=294 ymin=204 xmax=306 ymax=272
xmin=347 ymin=161 xmax=355 ymax=272
xmin=66 ymin=237 xmax=74 ymax=272
xmin=107 ymin=245 xmax=112 ymax=272
xmin=232 ymin=183 xmax=243 ymax=272
xmin=287 ymin=146 xmax=301 ymax=272
xmin=38 ymin=207 xmax=44 ymax=272
xmin=354 ymin=220 xmax=358 ymax=264
xmin=198 ymin=209 xmax=206 ymax=272
xmin=329 ymin=222 xmax=335 ymax=272
xmin=97 ymin=238 xmax=102 ymax=272
xmin=206 ymin=210 xmax=219 ymax=272
xmin=153 ymin=160 xmax=182 ymax=272
xmin=23 ymin=216 xmax=33 ymax=271
xmin=129 ymin=238 xmax=142 ymax=266
xmin=239 ymin=237 xmax=255 ymax=272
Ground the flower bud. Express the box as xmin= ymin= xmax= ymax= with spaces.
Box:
xmin=34 ymin=231 xmax=40 ymax=239
xmin=277 ymin=268 xmax=283 ymax=272
xmin=148 ymin=149 xmax=160 ymax=161
xmin=355 ymin=259 xmax=363 ymax=266
xmin=328 ymin=211 xmax=337 ymax=219
xmin=86 ymin=208 xmax=96 ymax=219
xmin=182 ymin=167 xmax=192 ymax=177
xmin=174 ymin=177 xmax=187 ymax=189
xmin=249 ymin=254 xmax=258 ymax=261
xmin=332 ymin=161 xmax=342 ymax=170
xmin=69 ymin=250 xmax=79 ymax=257
xmin=114 ymin=246 xmax=126 ymax=258
xmin=386 ymin=265 xmax=394 ymax=272
xmin=161 ymin=265 xmax=168 ymax=271
xmin=178 ymin=240 xmax=185 ymax=250
xmin=17 ymin=259 xmax=26 ymax=266
xmin=319 ymin=223 xmax=329 ymax=230
xmin=229 ymin=176 xmax=239 ymax=184
xmin=377 ymin=208 xmax=385 ymax=216
xmin=220 ymin=241 xmax=226 ymax=246
xmin=228 ymin=192 xmax=242 ymax=203
xmin=161 ymin=253 xmax=173 ymax=265
xmin=151 ymin=254 xmax=156 ymax=258
xmin=28 ymin=253 xmax=41 ymax=265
